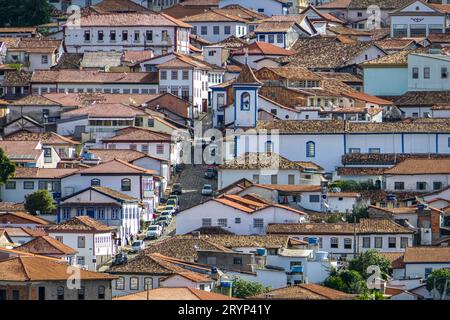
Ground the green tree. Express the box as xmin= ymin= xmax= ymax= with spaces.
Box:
xmin=231 ymin=277 xmax=271 ymax=298
xmin=326 ymin=213 xmax=343 ymax=223
xmin=348 ymin=250 xmax=390 ymax=280
xmin=345 ymin=205 xmax=369 ymax=223
xmin=426 ymin=269 xmax=450 ymax=300
xmin=0 ymin=148 xmax=15 ymax=187
xmin=357 ymin=290 xmax=385 ymax=300
xmin=0 ymin=0 xmax=52 ymax=27
xmin=24 ymin=189 xmax=55 ymax=215
xmin=324 ymin=269 xmax=367 ymax=294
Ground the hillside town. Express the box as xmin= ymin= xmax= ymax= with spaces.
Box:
xmin=0 ymin=0 xmax=450 ymax=303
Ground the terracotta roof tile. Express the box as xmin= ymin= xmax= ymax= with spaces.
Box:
xmin=114 ymin=287 xmax=237 ymax=300
xmin=15 ymin=235 xmax=77 ymax=256
xmin=47 ymin=216 xmax=115 ymax=233
xmin=4 ymin=131 xmax=80 ymax=145
xmin=78 ymin=159 xmax=157 ymax=175
xmin=88 ymin=148 xmax=166 ymax=163
xmin=403 ymin=247 xmax=450 ymax=263
xmin=337 ymin=167 xmax=386 ymax=176
xmin=12 ymin=168 xmax=79 ymax=179
xmin=31 ymin=70 xmax=158 ymax=84
xmin=102 ymin=126 xmax=171 ymax=143
xmin=232 ymin=42 xmax=295 ymax=56
xmin=385 ymin=159 xmax=450 ymax=175
xmin=0 ymin=211 xmax=51 ymax=225
xmin=250 ymin=283 xmax=354 ymax=300
xmin=181 ymin=9 xmax=249 ymax=23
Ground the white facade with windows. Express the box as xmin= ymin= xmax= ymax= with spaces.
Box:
xmin=190 ymin=21 xmax=248 ymax=43
xmin=219 ymin=0 xmax=291 ymax=16
xmin=408 ymin=53 xmax=450 ymax=91
xmin=384 ymin=173 xmax=450 ymax=193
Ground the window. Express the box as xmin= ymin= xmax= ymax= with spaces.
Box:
xmin=121 ymin=178 xmax=131 ymax=191
xmin=62 ymin=208 xmax=71 ymax=220
xmin=241 ymin=92 xmax=251 ymax=111
xmin=253 ymin=218 xmax=264 ymax=229
xmin=265 ymin=141 xmax=274 ymax=153
xmin=98 ymin=286 xmax=105 ymax=300
xmin=388 ymin=237 xmax=396 ymax=248
xmin=423 ymin=67 xmax=430 ymax=79
xmin=171 ymin=70 xmax=178 ymax=80
xmin=91 ymin=179 xmax=101 ymax=186
xmin=41 ymin=55 xmax=48 ymax=65
xmin=374 ymin=237 xmax=382 ymax=248
xmin=0 ymin=290 xmax=6 ymax=300
xmin=357 ymin=12 xmax=362 ymax=17
xmin=259 ymin=34 xmax=265 ymax=41
xmin=394 ymin=182 xmax=404 ymax=190
xmin=277 ymin=34 xmax=283 ymax=43
xmin=309 ymin=195 xmax=320 ymax=203
xmin=201 ymin=26 xmax=207 ymax=35
xmin=218 ymin=218 xmax=227 ymax=227
xmin=110 ymin=30 xmax=116 ymax=41
xmin=202 ymin=218 xmax=212 ymax=227
xmin=57 ymin=286 xmax=64 ymax=300
xmin=84 ymin=30 xmax=90 ymax=41
xmin=235 ymin=217 xmax=241 ymax=224
xmin=97 ymin=208 xmax=105 ymax=220
xmin=258 ymin=8 xmax=264 ymax=13
xmin=349 ymin=148 xmax=360 ymax=154
xmin=330 ymin=237 xmax=338 ymax=248
xmin=425 ymin=268 xmax=433 ymax=278
xmin=233 ymin=257 xmax=242 ymax=265
xmin=5 ymin=181 xmax=16 ymax=189
xmin=156 ymin=144 xmax=164 ymax=154
xmin=213 ymin=26 xmax=219 ymax=35
xmin=268 ymin=35 xmax=274 ymax=43
xmin=433 ymin=182 xmax=442 ymax=190
xmin=146 ymin=30 xmax=153 ymax=41
xmin=252 ymin=174 xmax=259 ymax=183
xmin=76 ymin=208 xmax=84 ymax=216
xmin=182 ymin=70 xmax=189 ymax=80
xmin=400 ymin=237 xmax=409 ymax=248
xmin=12 ymin=290 xmax=19 ymax=300
xmin=160 ymin=71 xmax=167 ymax=80
xmin=368 ymin=148 xmax=380 ymax=154
xmin=130 ymin=144 xmax=137 ymax=151
xmin=271 ymin=175 xmax=278 ymax=185
xmin=144 ymin=277 xmax=153 ymax=290
xmin=362 ymin=237 xmax=370 ymax=248
xmin=134 ymin=31 xmax=140 ymax=42
xmin=412 ymin=67 xmax=419 ymax=79
xmin=98 ymin=30 xmax=104 ymax=41
xmin=306 ymin=141 xmax=315 ymax=158
xmin=410 ymin=24 xmax=426 ymax=37
xmin=130 ymin=277 xmax=139 ymax=290
xmin=77 ymin=236 xmax=85 ymax=248
xmin=441 ymin=67 xmax=448 ymax=79
xmin=24 ymin=181 xmax=34 ymax=189
xmin=77 ymin=287 xmax=85 ymax=300
xmin=116 ymin=277 xmax=125 ymax=290
xmin=55 ymin=236 xmax=63 ymax=243
xmin=416 ymin=182 xmax=427 ymax=190
xmin=344 ymin=238 xmax=352 ymax=249
xmin=224 ymin=26 xmax=231 ymax=35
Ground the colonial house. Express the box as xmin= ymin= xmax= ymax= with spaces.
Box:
xmin=46 ymin=216 xmax=116 ymax=271
xmin=108 ymin=252 xmax=214 ymax=297
xmin=390 ymin=0 xmax=446 ymax=38
xmin=392 ymin=91 xmax=450 ymax=118
xmin=63 ymin=12 xmax=191 ymax=55
xmin=14 ymin=235 xmax=78 ymax=265
xmin=230 ymin=42 xmax=295 ymax=69
xmin=0 ymin=167 xmax=78 ymax=203
xmin=408 ymin=52 xmax=450 ymax=92
xmin=58 ymin=186 xmax=141 ymax=246
xmin=30 ymin=70 xmax=159 ymax=96
xmin=175 ymin=194 xmax=308 ymax=235
xmin=218 ymin=0 xmax=295 ymax=16
xmin=254 ymin=15 xmax=317 ymax=49
xmin=217 ymin=152 xmax=325 ymax=189
xmin=114 ymin=287 xmax=235 ymax=300
xmin=383 ymin=159 xmax=450 ymax=193
xmin=267 ymin=219 xmax=415 ymax=259
xmin=2 ymin=116 xmax=44 ymax=136
xmin=4 ymin=39 xmax=63 ymax=72
xmin=300 ymin=5 xmax=346 ymax=34
xmin=0 ymin=140 xmax=61 ymax=169
xmin=0 ymin=227 xmax=47 ymax=245
xmin=0 ymin=256 xmax=116 ymax=300
xmin=181 ymin=9 xmax=250 ymax=43
xmin=60 ymin=159 xmax=158 ymax=220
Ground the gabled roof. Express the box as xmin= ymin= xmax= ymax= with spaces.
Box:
xmin=300 ymin=5 xmax=345 ymax=24
xmin=87 ymin=148 xmax=167 ymax=163
xmin=15 ymin=235 xmax=77 ymax=256
xmin=219 ymin=152 xmax=313 ymax=170
xmin=181 ymin=9 xmax=250 ymax=23
xmin=0 ymin=256 xmax=116 ymax=281
xmin=0 ymin=140 xmax=42 ymax=162
xmin=102 ymin=126 xmax=172 ymax=143
xmin=234 ymin=64 xmax=262 ymax=85
xmin=62 ymin=186 xmax=139 ymax=202
xmin=4 ymin=130 xmax=80 ymax=145
xmin=78 ymin=159 xmax=158 ymax=175
xmin=114 ymin=287 xmax=237 ymax=300
xmin=31 ymin=70 xmax=158 ymax=84
xmin=47 ymin=216 xmax=115 ymax=233
xmin=232 ymin=42 xmax=295 ymax=56
xmin=255 ymin=15 xmax=315 ymax=34
xmin=89 ymin=0 xmax=150 ymax=14
xmin=61 ymin=103 xmax=146 ymax=119
xmin=403 ymin=247 xmax=450 ymax=264
xmin=384 ymin=159 xmax=450 ymax=175
xmin=0 ymin=211 xmax=51 ymax=225
xmin=12 ymin=168 xmax=79 ymax=179
xmin=250 ymin=283 xmax=354 ymax=300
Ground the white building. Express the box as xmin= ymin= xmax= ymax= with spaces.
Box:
xmin=408 ymin=52 xmax=450 ymax=91
xmin=63 ymin=12 xmax=191 ymax=55
xmin=176 ymin=194 xmax=308 ymax=235
xmin=59 ymin=186 xmax=141 ymax=245
xmin=268 ymin=219 xmax=415 ymax=259
xmin=390 ymin=0 xmax=446 ymax=38
xmin=0 ymin=140 xmax=61 ymax=169
xmin=30 ymin=70 xmax=159 ymax=96
xmin=47 ymin=216 xmax=115 ymax=271
xmin=219 ymin=0 xmax=293 ymax=16
xmin=384 ymin=159 xmax=450 ymax=193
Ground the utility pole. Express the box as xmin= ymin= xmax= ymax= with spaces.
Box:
xmin=353 ymin=216 xmax=357 ymax=257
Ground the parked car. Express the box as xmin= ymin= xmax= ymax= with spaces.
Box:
xmin=167 ymin=195 xmax=179 ymax=205
xmin=201 ymin=184 xmax=214 ymax=196
xmin=164 ymin=205 xmax=176 ymax=214
xmin=146 ymin=225 xmax=163 ymax=240
xmin=175 ymin=164 xmax=184 ymax=173
xmin=111 ymin=252 xmax=128 ymax=266
xmin=157 ymin=216 xmax=171 ymax=227
xmin=166 ymin=198 xmax=179 ymax=211
xmin=131 ymin=240 xmax=145 ymax=253
xmin=204 ymin=167 xmax=217 ymax=179
xmin=172 ymin=183 xmax=182 ymax=195
xmin=160 ymin=210 xmax=173 ymax=220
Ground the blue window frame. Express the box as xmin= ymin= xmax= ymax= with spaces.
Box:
xmin=241 ymin=92 xmax=251 ymax=111
xmin=97 ymin=208 xmax=105 ymax=220
xmin=306 ymin=141 xmax=315 ymax=158
xmin=448 ymin=137 xmax=450 ymax=148
xmin=112 ymin=208 xmax=119 ymax=220
xmin=76 ymin=208 xmax=84 ymax=216
xmin=265 ymin=141 xmax=274 ymax=153
xmin=62 ymin=208 xmax=71 ymax=220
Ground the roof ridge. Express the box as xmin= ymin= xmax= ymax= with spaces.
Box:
xmin=18 ymin=256 xmax=32 ymax=281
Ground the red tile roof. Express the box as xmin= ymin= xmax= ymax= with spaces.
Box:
xmin=46 ymin=216 xmax=115 ymax=233
xmin=31 ymin=70 xmax=158 ymax=84
xmin=102 ymin=126 xmax=171 ymax=143
xmin=114 ymin=287 xmax=237 ymax=300
xmin=232 ymin=42 xmax=295 ymax=56
xmin=0 ymin=211 xmax=52 ymax=225
xmin=15 ymin=235 xmax=77 ymax=255
xmin=78 ymin=159 xmax=158 ymax=175
xmin=385 ymin=159 xmax=450 ymax=175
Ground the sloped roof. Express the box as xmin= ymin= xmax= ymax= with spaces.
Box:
xmin=31 ymin=70 xmax=158 ymax=84
xmin=61 ymin=103 xmax=146 ymax=118
xmin=232 ymin=42 xmax=295 ymax=56
xmin=403 ymin=247 xmax=450 ymax=263
xmin=234 ymin=64 xmax=262 ymax=85
xmin=12 ymin=168 xmax=79 ymax=179
xmin=4 ymin=131 xmax=80 ymax=145
xmin=102 ymin=126 xmax=172 ymax=142
xmin=89 ymin=0 xmax=150 ymax=14
xmin=47 ymin=216 xmax=115 ymax=233
xmin=250 ymin=283 xmax=354 ymax=300
xmin=0 ymin=211 xmax=51 ymax=225
xmin=114 ymin=287 xmax=237 ymax=300
xmin=384 ymin=159 xmax=450 ymax=175
xmin=181 ymin=9 xmax=249 ymax=23
xmin=78 ymin=159 xmax=157 ymax=175
xmin=88 ymin=148 xmax=166 ymax=163
xmin=15 ymin=235 xmax=77 ymax=255
xmin=219 ymin=152 xmax=311 ymax=170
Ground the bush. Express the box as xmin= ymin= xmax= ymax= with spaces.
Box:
xmin=231 ymin=277 xmax=271 ymax=298
xmin=348 ymin=250 xmax=390 ymax=280
xmin=323 ymin=269 xmax=367 ymax=294
xmin=345 ymin=205 xmax=369 ymax=223
xmin=426 ymin=269 xmax=450 ymax=299
xmin=24 ymin=190 xmax=55 ymax=215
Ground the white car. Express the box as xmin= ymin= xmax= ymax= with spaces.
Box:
xmin=201 ymin=184 xmax=214 ymax=196
xmin=146 ymin=225 xmax=163 ymax=239
xmin=131 ymin=240 xmax=145 ymax=253
xmin=164 ymin=205 xmax=176 ymax=214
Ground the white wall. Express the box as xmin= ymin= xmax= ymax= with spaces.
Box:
xmin=408 ymin=54 xmax=450 ymax=91
xmin=219 ymin=0 xmax=287 ymax=16
xmin=385 ymin=174 xmax=450 ymax=192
